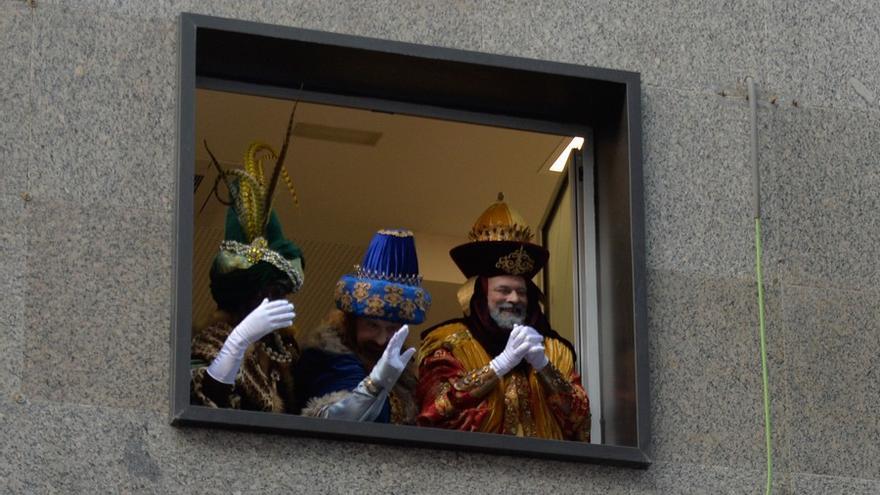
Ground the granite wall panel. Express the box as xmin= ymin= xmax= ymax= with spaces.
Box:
xmin=765 ymin=0 xmax=880 ymax=111
xmin=0 ymin=1 xmax=33 ymax=199
xmin=780 ymin=284 xmax=880 ymax=479
xmin=28 ymin=4 xmax=176 ymax=212
xmin=0 ymin=196 xmax=25 ymax=402
xmin=1 ymin=0 xmax=878 ymax=493
xmin=35 ymin=0 xmax=483 ymax=51
xmin=0 ymin=402 xmax=167 ymax=493
xmin=267 ymin=0 xmax=483 ymax=50
xmin=479 ymin=0 xmax=765 ymax=93
xmin=647 ymin=269 xmax=788 ymax=473
xmin=642 ymin=88 xmax=757 ymax=278
xmin=22 ymin=198 xmax=171 ymax=412
xmin=790 ymin=473 xmax=880 ymax=495
xmin=0 ymin=401 xmax=793 ymax=494
xmin=761 ymin=105 xmax=880 ymax=292
xmin=152 ymin=424 xmax=636 ymax=494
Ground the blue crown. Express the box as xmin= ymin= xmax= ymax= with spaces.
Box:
xmin=334 ymin=229 xmax=431 ymax=324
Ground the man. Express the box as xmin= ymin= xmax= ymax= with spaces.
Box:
xmin=295 ymin=229 xmax=431 ymax=424
xmin=416 ymin=194 xmax=590 ymax=440
xmin=191 ymin=140 xmax=303 ymax=413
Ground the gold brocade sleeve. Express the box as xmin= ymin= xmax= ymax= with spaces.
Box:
xmin=416 ymin=323 xmax=506 ymax=433
xmin=416 ymin=325 xmax=590 ymax=441
xmin=532 ymin=338 xmax=591 ymax=441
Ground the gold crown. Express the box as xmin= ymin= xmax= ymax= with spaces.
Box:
xmin=467 ymin=192 xmax=533 ymax=242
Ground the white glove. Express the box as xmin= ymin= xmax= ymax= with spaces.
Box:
xmin=489 ymin=326 xmax=533 ymax=377
xmin=516 ymin=324 xmax=549 ymax=371
xmin=207 ymin=298 xmax=295 ymax=384
xmin=368 ymin=324 xmax=416 ymax=392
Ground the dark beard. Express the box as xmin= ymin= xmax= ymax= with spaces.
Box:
xmin=358 ymin=344 xmax=384 ymax=369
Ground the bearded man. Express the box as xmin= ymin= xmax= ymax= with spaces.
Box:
xmin=294 ymin=229 xmax=431 ymax=424
xmin=416 ymin=194 xmax=590 ymax=441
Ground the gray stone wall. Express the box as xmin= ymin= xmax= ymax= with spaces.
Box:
xmin=1 ymin=0 xmax=878 ymax=493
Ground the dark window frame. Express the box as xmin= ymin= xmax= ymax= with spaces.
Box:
xmin=172 ymin=12 xmax=650 ymax=466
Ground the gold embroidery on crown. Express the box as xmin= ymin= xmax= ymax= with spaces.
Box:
xmin=218 ymin=239 xmax=304 ymax=292
xmin=468 ymin=224 xmax=533 ymax=242
xmin=495 ymin=246 xmax=535 ymax=275
xmin=398 ymin=299 xmax=416 ymax=320
xmin=338 ymin=292 xmax=354 ymax=312
xmin=353 ymin=282 xmax=372 ymax=302
xmin=364 ymin=294 xmax=386 ymax=317
xmin=414 ymin=289 xmax=427 ymax=311
xmin=383 ymin=285 xmax=404 ymax=307
xmin=354 ymin=264 xmax=422 ymax=285
xmin=377 ymin=229 xmax=414 ymax=238
xmin=245 ymin=237 xmax=268 ymax=263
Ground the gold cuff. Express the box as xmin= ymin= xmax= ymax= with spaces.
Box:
xmin=536 ymin=362 xmax=573 ymax=395
xmin=363 ymin=377 xmax=382 ymax=396
xmin=453 ymin=365 xmax=499 ymax=398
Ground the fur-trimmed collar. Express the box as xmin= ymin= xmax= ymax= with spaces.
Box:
xmin=297 ymin=320 xmax=350 ymax=354
xmin=301 ymin=390 xmax=352 ymax=417
xmin=297 ymin=316 xmax=419 ymax=403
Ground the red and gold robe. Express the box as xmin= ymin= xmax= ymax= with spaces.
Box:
xmin=416 ymin=321 xmax=590 ymax=441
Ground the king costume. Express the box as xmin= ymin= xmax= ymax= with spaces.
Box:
xmin=416 ymin=195 xmax=591 ymax=440
xmin=191 ymin=132 xmax=305 ymax=414
xmin=294 ymin=229 xmax=431 ymax=424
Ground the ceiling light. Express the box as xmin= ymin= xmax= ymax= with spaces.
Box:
xmin=293 ymin=122 xmax=382 ymax=145
xmin=549 ymin=137 xmax=584 ymax=173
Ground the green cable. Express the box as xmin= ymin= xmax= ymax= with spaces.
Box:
xmin=755 ymin=218 xmax=773 ymax=495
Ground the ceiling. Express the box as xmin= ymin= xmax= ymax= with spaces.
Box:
xmin=194 ymin=89 xmax=572 ymax=248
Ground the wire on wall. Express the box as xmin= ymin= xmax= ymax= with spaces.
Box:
xmin=747 ymin=77 xmax=774 ymax=495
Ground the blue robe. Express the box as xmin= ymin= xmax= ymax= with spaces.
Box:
xmin=294 ymin=348 xmax=391 ymax=423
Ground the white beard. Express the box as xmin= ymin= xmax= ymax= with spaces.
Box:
xmin=490 ymin=307 xmax=526 ymax=329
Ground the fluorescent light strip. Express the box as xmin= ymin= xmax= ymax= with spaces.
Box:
xmin=549 ymin=136 xmax=585 ymax=172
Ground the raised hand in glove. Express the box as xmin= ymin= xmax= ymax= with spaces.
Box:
xmin=489 ymin=325 xmax=533 ymax=377
xmin=207 ymin=298 xmax=296 ymax=384
xmin=515 ymin=324 xmax=549 ymax=371
xmin=367 ymin=324 xmax=416 ymax=393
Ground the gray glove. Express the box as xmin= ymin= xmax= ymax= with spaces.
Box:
xmin=316 ymin=383 xmax=390 ymax=422
xmin=206 ymin=298 xmax=295 ymax=384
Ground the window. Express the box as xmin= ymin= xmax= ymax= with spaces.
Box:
xmin=173 ymin=13 xmax=649 ymax=464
